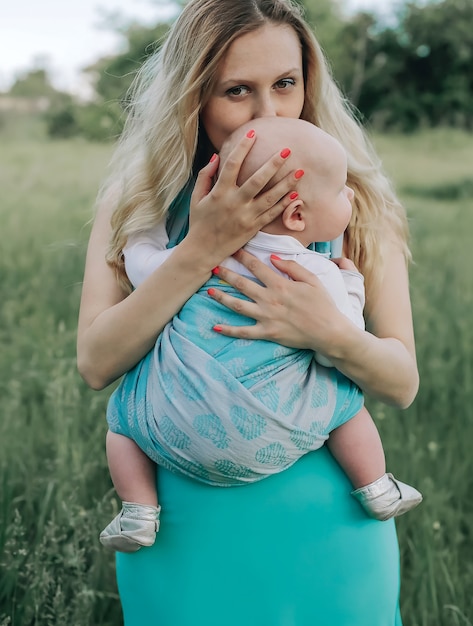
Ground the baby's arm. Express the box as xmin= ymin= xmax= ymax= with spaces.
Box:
xmin=123 ymin=221 xmax=175 ymax=287
xmin=327 ymin=257 xmax=365 ymax=330
xmin=295 ymin=254 xmax=364 ymax=366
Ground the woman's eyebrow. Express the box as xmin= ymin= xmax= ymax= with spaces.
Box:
xmin=219 ymin=67 xmax=302 ymax=88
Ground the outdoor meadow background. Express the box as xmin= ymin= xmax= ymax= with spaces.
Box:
xmin=1 ymin=122 xmax=472 ymax=626
xmin=1 ymin=0 xmax=473 ymax=623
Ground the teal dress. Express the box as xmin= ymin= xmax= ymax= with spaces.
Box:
xmin=117 ymin=451 xmax=402 ymax=625
xmin=115 ymin=189 xmax=403 ymax=625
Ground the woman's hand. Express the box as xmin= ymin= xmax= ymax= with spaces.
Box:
xmin=209 ymin=249 xmax=342 ymax=352
xmin=208 ymin=247 xmax=419 ymax=409
xmin=187 ymin=131 xmax=304 ymax=266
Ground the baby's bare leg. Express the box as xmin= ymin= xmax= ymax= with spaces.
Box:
xmin=327 ymin=406 xmax=385 ymax=489
xmin=328 ymin=407 xmax=422 ymax=521
xmin=106 ymin=430 xmax=158 ymax=506
xmin=101 ymin=432 xmax=161 ymax=552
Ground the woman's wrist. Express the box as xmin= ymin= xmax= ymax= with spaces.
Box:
xmin=319 ymin=318 xmax=418 ymax=408
xmin=168 ymin=235 xmax=219 ymax=280
xmin=311 ymin=311 xmax=360 ymax=362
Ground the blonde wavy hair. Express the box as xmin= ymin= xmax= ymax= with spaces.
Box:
xmin=103 ymin=0 xmax=410 ymax=300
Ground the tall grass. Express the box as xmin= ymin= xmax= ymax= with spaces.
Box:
xmin=0 ymin=128 xmax=472 ymax=625
xmin=372 ymin=129 xmax=473 ymax=626
xmin=0 ymin=137 xmax=118 ymax=625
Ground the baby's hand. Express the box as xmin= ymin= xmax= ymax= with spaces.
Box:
xmin=331 ymin=257 xmax=359 ymax=272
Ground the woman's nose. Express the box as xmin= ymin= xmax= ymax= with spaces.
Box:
xmin=253 ymin=95 xmax=277 ymax=118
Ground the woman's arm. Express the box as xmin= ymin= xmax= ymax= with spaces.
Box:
xmin=327 ymin=245 xmax=418 ymax=408
xmin=77 ymin=135 xmax=303 ymax=389
xmin=207 ymin=244 xmax=419 ymax=409
xmin=77 ymin=197 xmax=212 ymax=390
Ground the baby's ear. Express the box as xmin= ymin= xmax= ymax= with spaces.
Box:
xmin=282 ymin=200 xmax=305 ymax=232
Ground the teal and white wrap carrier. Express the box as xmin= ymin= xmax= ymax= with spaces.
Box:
xmin=107 ymin=275 xmax=363 ymax=485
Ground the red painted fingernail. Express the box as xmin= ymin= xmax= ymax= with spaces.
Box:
xmin=289 ymin=191 xmax=298 ymax=200
xmin=207 ymin=288 xmax=216 ymax=296
xmin=212 ymin=266 xmax=220 ymax=275
xmin=246 ymin=129 xmax=255 ymax=138
xmin=280 ymin=148 xmax=291 ymax=159
xmin=270 ymin=254 xmax=282 ymax=261
xmin=213 ymin=325 xmax=223 ymax=333
xmin=294 ymin=169 xmax=305 ymax=179
xmin=210 ymin=153 xmax=217 ymax=163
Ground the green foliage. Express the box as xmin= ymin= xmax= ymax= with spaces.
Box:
xmin=75 ymin=102 xmax=125 ymax=142
xmin=88 ymin=22 xmax=170 ymax=104
xmin=42 ymin=21 xmax=169 ymax=142
xmin=403 ymin=177 xmax=473 ymax=200
xmin=9 ymin=69 xmax=60 ymax=100
xmin=1 ymin=130 xmax=473 ymax=624
xmin=293 ymin=0 xmax=473 ymax=131
xmin=44 ymin=101 xmax=124 ymax=142
xmin=296 ymin=0 xmax=344 ymax=55
xmin=5 ymin=1 xmax=473 ymax=138
xmin=398 ymin=0 xmax=473 ymax=128
xmin=334 ymin=0 xmax=473 ymax=130
xmin=44 ymin=104 xmax=80 ymax=139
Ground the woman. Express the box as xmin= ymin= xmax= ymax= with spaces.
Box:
xmin=77 ymin=0 xmax=418 ymax=624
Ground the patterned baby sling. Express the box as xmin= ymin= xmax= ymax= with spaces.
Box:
xmin=106 ymin=184 xmax=363 ymax=486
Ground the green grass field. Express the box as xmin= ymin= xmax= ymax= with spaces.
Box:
xmin=0 ymin=126 xmax=472 ymax=625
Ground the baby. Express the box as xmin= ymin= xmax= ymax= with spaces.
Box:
xmin=100 ymin=117 xmax=422 ymax=552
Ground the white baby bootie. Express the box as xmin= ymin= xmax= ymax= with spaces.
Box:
xmin=352 ymin=473 xmax=422 ymax=521
xmin=100 ymin=502 xmax=161 ymax=552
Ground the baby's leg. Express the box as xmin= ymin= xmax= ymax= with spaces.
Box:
xmin=106 ymin=430 xmax=157 ymax=506
xmin=100 ymin=431 xmax=160 ymax=552
xmin=327 ymin=406 xmax=385 ymax=489
xmin=328 ymin=407 xmax=422 ymax=521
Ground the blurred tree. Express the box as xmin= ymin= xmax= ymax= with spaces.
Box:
xmin=44 ymin=19 xmax=171 ymax=141
xmin=352 ymin=0 xmax=473 ymax=130
xmin=42 ymin=0 xmax=473 ymax=139
xmin=333 ymin=12 xmax=376 ymax=106
xmin=44 ymin=104 xmax=79 ymax=139
xmin=398 ymin=0 xmax=473 ymax=128
xmin=4 ymin=67 xmax=76 ymax=138
xmin=297 ymin=0 xmax=344 ymax=57
xmin=298 ymin=0 xmax=473 ymax=131
xmin=9 ymin=68 xmax=65 ymax=102
xmin=85 ymin=21 xmax=170 ymax=104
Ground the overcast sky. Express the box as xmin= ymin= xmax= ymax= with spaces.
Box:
xmin=0 ymin=0 xmax=397 ymax=96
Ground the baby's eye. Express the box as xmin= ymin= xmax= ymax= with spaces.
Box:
xmin=274 ymin=78 xmax=296 ymax=90
xmin=226 ymin=85 xmax=250 ymax=97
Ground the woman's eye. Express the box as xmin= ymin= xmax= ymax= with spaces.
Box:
xmin=275 ymin=78 xmax=296 ymax=90
xmin=226 ymin=85 xmax=250 ymax=97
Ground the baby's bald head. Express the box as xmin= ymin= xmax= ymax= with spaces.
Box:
xmin=218 ymin=117 xmax=345 ymax=193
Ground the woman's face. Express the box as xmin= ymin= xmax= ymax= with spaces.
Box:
xmin=201 ymin=23 xmax=305 ymax=151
